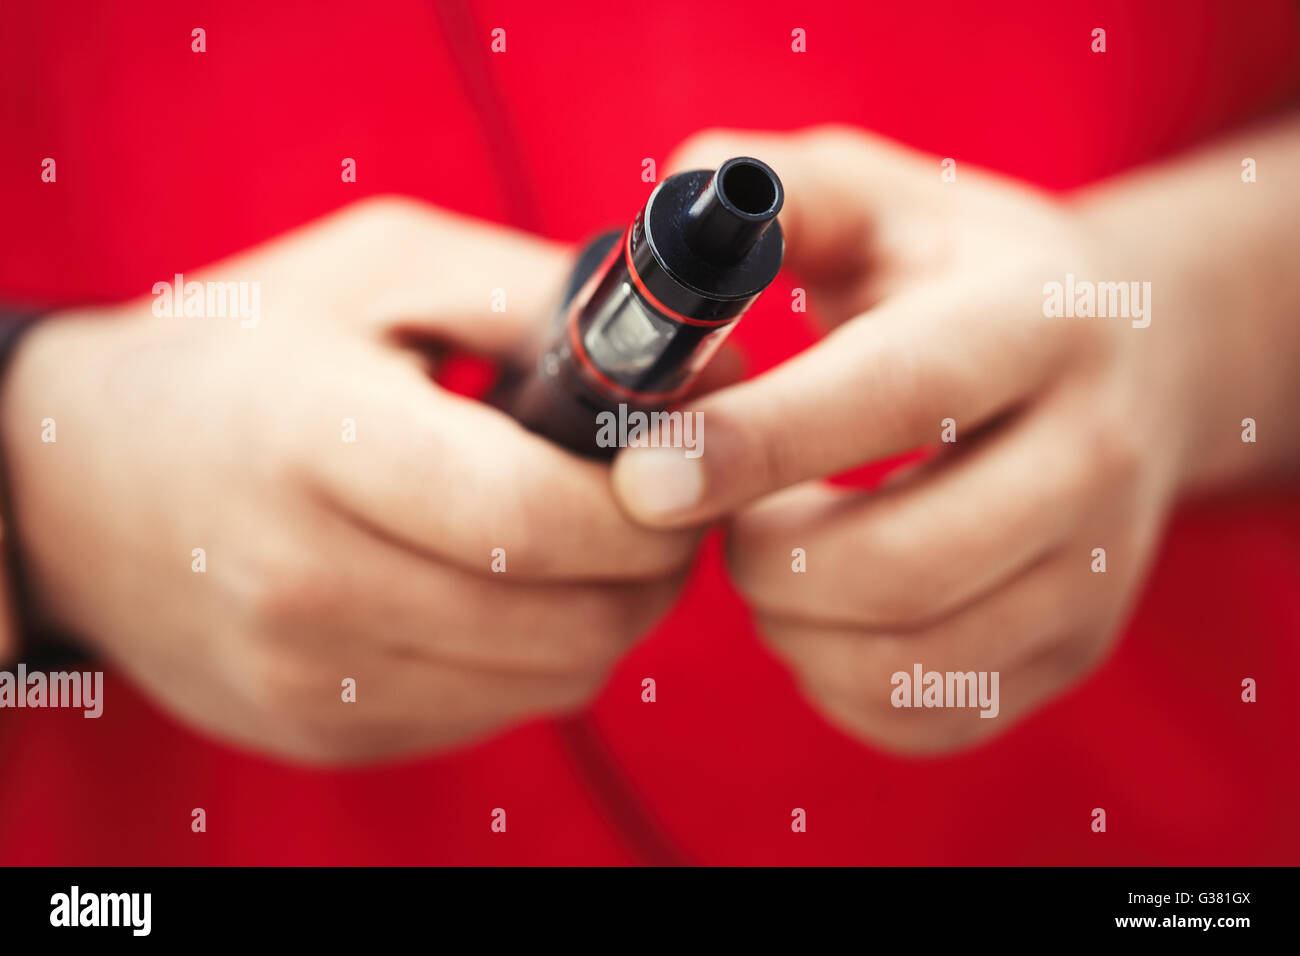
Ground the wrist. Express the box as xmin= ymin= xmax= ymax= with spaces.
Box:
xmin=1068 ymin=186 xmax=1290 ymax=495
xmin=0 ymin=312 xmax=119 ymax=638
xmin=1070 ymin=116 xmax=1300 ymax=493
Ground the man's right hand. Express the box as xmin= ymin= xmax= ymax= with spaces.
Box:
xmin=0 ymin=197 xmax=698 ymax=763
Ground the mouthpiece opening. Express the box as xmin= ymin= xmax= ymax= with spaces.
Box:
xmin=682 ymin=156 xmax=784 ymax=265
xmin=719 ymin=159 xmax=780 ymax=217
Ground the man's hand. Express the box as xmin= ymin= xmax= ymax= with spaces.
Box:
xmin=611 ymin=125 xmax=1274 ymax=752
xmin=1 ymin=197 xmax=698 ymax=763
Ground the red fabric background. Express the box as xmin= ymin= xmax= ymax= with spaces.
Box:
xmin=1 ymin=0 xmax=1298 ymax=864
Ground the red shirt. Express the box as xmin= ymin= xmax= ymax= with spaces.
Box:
xmin=2 ymin=0 xmax=1298 ymax=864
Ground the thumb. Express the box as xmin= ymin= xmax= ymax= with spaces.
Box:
xmin=611 ymin=275 xmax=1067 ymax=528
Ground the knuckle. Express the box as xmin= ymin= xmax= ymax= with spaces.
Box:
xmin=270 ymin=723 xmax=380 ymax=766
xmin=763 ymin=624 xmax=905 ymax=707
xmin=724 ymin=530 xmax=773 ymax=609
xmin=243 ymin=643 xmax=332 ymax=722
xmin=671 ymin=129 xmax=747 ymax=168
xmin=351 ymin=193 xmax=429 ymax=228
xmin=1045 ymin=634 xmax=1111 ymax=683
xmin=573 ymin=633 xmax=626 ymax=679
xmin=541 ymin=594 xmax=634 ymax=677
xmin=1083 ymin=410 xmax=1143 ymax=486
xmin=646 ymin=535 xmax=701 ymax=578
xmin=811 ymin=652 xmax=879 ymax=706
xmin=1058 ymin=305 xmax=1106 ymax=354
xmin=804 ymin=123 xmax=914 ymax=177
xmin=248 ymin=553 xmax=344 ymax=628
xmin=728 ymin=563 xmax=767 ymax=613
xmin=855 ymin=637 xmax=916 ymax=704
xmin=723 ymin=406 xmax=798 ymax=503
xmin=554 ymin=668 xmax=614 ymax=711
xmin=333 ymin=194 xmax=443 ymax=255
xmin=750 ymin=613 xmax=804 ymax=661
xmin=521 ymin=647 xmax=620 ymax=713
xmin=869 ymin=581 xmax=940 ymax=629
xmin=870 ymin=336 xmax=951 ymax=447
xmin=691 ymin=402 xmax=789 ymax=509
xmin=805 ymin=123 xmax=867 ymax=153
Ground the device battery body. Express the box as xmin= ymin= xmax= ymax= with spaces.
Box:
xmin=500 ymin=157 xmax=785 ymax=459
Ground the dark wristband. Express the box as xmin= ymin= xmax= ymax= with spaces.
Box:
xmin=0 ymin=311 xmax=43 ymax=654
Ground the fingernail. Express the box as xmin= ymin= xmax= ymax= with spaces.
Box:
xmin=613 ymin=446 xmax=705 ymax=521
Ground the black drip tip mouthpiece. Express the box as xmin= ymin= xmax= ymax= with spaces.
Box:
xmin=682 ymin=156 xmax=784 ymax=265
xmin=495 ymin=154 xmax=785 ymax=458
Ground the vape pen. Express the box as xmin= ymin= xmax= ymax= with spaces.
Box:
xmin=497 ymin=156 xmax=784 ymax=458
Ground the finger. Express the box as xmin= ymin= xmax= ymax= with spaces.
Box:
xmin=318 ymin=197 xmax=572 ymax=356
xmin=302 ymin=650 xmax=606 ymax=762
xmin=275 ymin=510 xmax=685 ymax=676
xmin=666 ymin=125 xmax=931 ymax=282
xmin=726 ymin=406 xmax=1095 ymax=629
xmin=374 ymin=568 xmax=686 ymax=678
xmin=303 ymin=344 xmax=700 ymax=580
xmin=755 ymin=552 xmax=1080 ymax=697
xmin=798 ymin=634 xmax=1107 ymax=755
xmin=612 ymin=274 xmax=1073 ymax=527
xmin=218 ymin=640 xmax=610 ymax=764
xmin=755 ymin=555 xmax=1111 ymax=754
